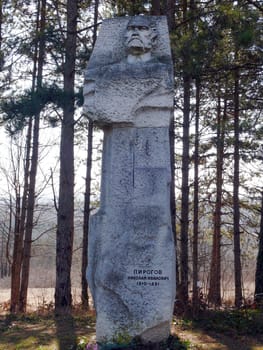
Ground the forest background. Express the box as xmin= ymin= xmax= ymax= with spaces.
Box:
xmin=0 ymin=0 xmax=262 ymax=316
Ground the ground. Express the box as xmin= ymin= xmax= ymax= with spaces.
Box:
xmin=0 ymin=309 xmax=97 ymax=350
xmin=1 ymin=311 xmax=263 ymax=350
xmin=172 ymin=309 xmax=263 ymax=350
xmin=172 ymin=321 xmax=263 ymax=350
xmin=1 ymin=289 xmax=263 ymax=350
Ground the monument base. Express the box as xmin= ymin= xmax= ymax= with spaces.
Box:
xmin=97 ymin=334 xmax=179 ymax=350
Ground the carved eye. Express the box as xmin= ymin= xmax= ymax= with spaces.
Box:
xmin=127 ymin=25 xmax=149 ymax=31
xmin=138 ymin=26 xmax=149 ymax=31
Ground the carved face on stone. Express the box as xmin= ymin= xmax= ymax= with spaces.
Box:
xmin=124 ymin=17 xmax=157 ymax=55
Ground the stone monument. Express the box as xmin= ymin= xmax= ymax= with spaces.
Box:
xmin=84 ymin=16 xmax=175 ymax=347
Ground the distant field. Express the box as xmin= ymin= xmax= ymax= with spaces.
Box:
xmin=0 ymin=288 xmax=82 ymax=312
xmin=0 ymin=284 xmax=256 ymax=312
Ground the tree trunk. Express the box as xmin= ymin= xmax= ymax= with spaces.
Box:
xmin=179 ymin=73 xmax=191 ymax=306
xmin=192 ymin=78 xmax=200 ymax=315
xmin=18 ymin=0 xmax=46 ymax=313
xmin=233 ymin=66 xmax=242 ymax=308
xmin=151 ymin=0 xmax=161 ymax=15
xmin=10 ymin=0 xmax=43 ymax=314
xmin=81 ymin=120 xmax=93 ymax=308
xmin=55 ymin=0 xmax=77 ymax=314
xmin=92 ymin=0 xmax=99 ymax=47
xmin=166 ymin=0 xmax=176 ymax=31
xmin=19 ymin=116 xmax=40 ymax=312
xmin=10 ymin=190 xmax=22 ymax=313
xmin=179 ymin=0 xmax=194 ymax=309
xmin=81 ymin=0 xmax=98 ymax=308
xmin=163 ymin=0 xmax=177 ymax=304
xmin=6 ymin=195 xmax=13 ymax=270
xmin=169 ymin=106 xmax=178 ymax=280
xmin=208 ymin=92 xmax=226 ymax=307
xmin=255 ymin=191 xmax=263 ymax=303
xmin=10 ymin=117 xmax=33 ymax=313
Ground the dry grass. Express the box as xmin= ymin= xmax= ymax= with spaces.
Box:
xmin=0 ymin=288 xmax=82 ymax=313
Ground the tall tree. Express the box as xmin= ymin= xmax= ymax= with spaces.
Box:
xmin=81 ymin=0 xmax=99 ymax=308
xmin=81 ymin=120 xmax=93 ymax=308
xmin=19 ymin=0 xmax=47 ymax=312
xmin=228 ymin=1 xmax=261 ymax=307
xmin=10 ymin=118 xmax=32 ymax=313
xmin=55 ymin=0 xmax=78 ymax=314
xmin=178 ymin=0 xmax=195 ymax=307
xmin=9 ymin=0 xmax=44 ymax=313
xmin=233 ymin=61 xmax=242 ymax=308
xmin=10 ymin=146 xmax=24 ymax=313
xmin=192 ymin=77 xmax=200 ymax=314
xmin=208 ymin=90 xmax=227 ymax=307
xmin=180 ymin=71 xmax=190 ymax=306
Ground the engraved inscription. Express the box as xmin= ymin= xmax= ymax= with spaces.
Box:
xmin=127 ymin=268 xmax=170 ymax=286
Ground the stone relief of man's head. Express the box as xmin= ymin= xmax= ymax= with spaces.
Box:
xmin=124 ymin=16 xmax=158 ymax=57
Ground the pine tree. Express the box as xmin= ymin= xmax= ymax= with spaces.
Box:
xmin=81 ymin=0 xmax=99 ymax=309
xmin=55 ymin=0 xmax=78 ymax=314
xmin=19 ymin=0 xmax=47 ymax=313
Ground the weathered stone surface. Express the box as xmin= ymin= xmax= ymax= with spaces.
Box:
xmin=84 ymin=16 xmax=175 ymax=345
xmin=84 ymin=62 xmax=173 ymax=127
xmin=84 ymin=16 xmax=174 ymax=128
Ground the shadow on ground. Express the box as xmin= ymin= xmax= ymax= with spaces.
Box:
xmin=173 ymin=308 xmax=263 ymax=350
xmin=0 ymin=314 xmax=55 ymax=349
xmin=55 ymin=314 xmax=78 ymax=350
xmin=0 ymin=312 xmax=96 ymax=350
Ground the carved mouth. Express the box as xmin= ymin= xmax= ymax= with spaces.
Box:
xmin=128 ymin=37 xmax=143 ymax=46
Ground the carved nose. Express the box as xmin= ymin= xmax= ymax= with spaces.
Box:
xmin=132 ymin=27 xmax=140 ymax=33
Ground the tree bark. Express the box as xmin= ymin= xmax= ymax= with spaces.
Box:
xmin=179 ymin=73 xmax=190 ymax=306
xmin=81 ymin=120 xmax=93 ymax=308
xmin=208 ymin=92 xmax=226 ymax=307
xmin=192 ymin=78 xmax=200 ymax=315
xmin=19 ymin=0 xmax=46 ymax=313
xmin=233 ymin=66 xmax=242 ymax=308
xmin=169 ymin=97 xmax=178 ymax=295
xmin=81 ymin=0 xmax=98 ymax=308
xmin=166 ymin=0 xmax=176 ymax=31
xmin=10 ymin=189 xmax=22 ymax=313
xmin=151 ymin=0 xmax=161 ymax=15
xmin=55 ymin=0 xmax=77 ymax=314
xmin=164 ymin=0 xmax=177 ymax=304
xmin=10 ymin=112 xmax=34 ymax=313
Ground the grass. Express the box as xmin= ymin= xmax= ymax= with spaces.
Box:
xmin=190 ymin=309 xmax=263 ymax=336
xmin=173 ymin=308 xmax=263 ymax=350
